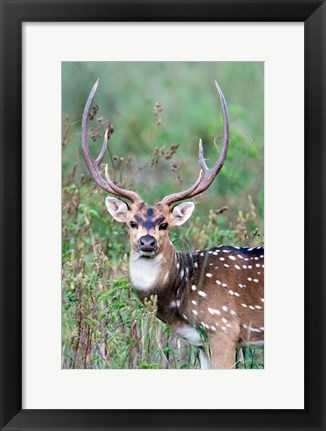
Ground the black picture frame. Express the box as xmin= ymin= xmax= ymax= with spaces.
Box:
xmin=1 ymin=1 xmax=325 ymax=430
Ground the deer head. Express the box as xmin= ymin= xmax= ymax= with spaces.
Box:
xmin=81 ymin=79 xmax=229 ymax=258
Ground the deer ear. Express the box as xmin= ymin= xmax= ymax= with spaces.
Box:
xmin=105 ymin=197 xmax=129 ymax=223
xmin=171 ymin=202 xmax=195 ymax=226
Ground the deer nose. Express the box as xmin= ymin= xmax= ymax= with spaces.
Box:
xmin=138 ymin=235 xmax=157 ymax=252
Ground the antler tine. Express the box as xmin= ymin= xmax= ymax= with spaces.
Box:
xmin=160 ymin=170 xmax=203 ymax=206
xmin=95 ymin=131 xmax=108 ymax=165
xmin=185 ymin=81 xmax=229 ymax=199
xmin=161 ymin=80 xmax=229 ymax=206
xmin=101 ymin=130 xmax=143 ymax=200
xmin=81 ymin=80 xmax=142 ymax=203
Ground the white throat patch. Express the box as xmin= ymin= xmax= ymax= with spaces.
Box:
xmin=129 ymin=252 xmax=163 ymax=291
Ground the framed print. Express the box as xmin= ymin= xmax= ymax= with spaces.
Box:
xmin=1 ymin=1 xmax=325 ymax=430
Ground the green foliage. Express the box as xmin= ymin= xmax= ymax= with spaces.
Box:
xmin=62 ymin=62 xmax=264 ymax=369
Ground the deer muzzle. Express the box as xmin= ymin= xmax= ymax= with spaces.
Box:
xmin=138 ymin=235 xmax=157 ymax=253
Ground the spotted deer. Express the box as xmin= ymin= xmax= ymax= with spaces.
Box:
xmin=81 ymin=79 xmax=264 ymax=369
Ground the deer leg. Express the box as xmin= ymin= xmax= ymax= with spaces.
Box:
xmin=199 ymin=348 xmax=211 ymax=369
xmin=207 ymin=330 xmax=239 ymax=369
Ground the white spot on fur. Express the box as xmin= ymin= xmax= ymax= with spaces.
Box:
xmin=229 ymin=255 xmax=236 ymax=260
xmin=224 ymin=264 xmax=230 ymax=268
xmin=198 ymin=290 xmax=207 ymax=297
xmin=191 ymin=300 xmax=197 ymax=305
xmin=241 ymin=303 xmax=247 ymax=308
xmin=219 ymin=257 xmax=225 ymax=261
xmin=222 ymin=305 xmax=228 ymax=312
xmin=208 ymin=307 xmax=220 ymax=315
xmin=192 ymin=309 xmax=198 ymax=315
xmin=191 ymin=284 xmax=197 ymax=291
xmin=206 ymin=273 xmax=212 ymax=278
xmin=222 ymin=283 xmax=228 ymax=288
xmin=235 ymin=265 xmax=241 ymax=269
xmin=216 ymin=280 xmax=222 ymax=285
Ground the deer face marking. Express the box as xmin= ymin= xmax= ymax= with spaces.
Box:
xmin=105 ymin=197 xmax=195 ymax=257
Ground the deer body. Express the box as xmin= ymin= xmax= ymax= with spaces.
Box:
xmin=81 ymin=79 xmax=264 ymax=368
xmin=131 ymin=242 xmax=264 ymax=369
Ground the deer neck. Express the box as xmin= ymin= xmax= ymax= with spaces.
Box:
xmin=129 ymin=241 xmax=177 ymax=292
xmin=129 ymin=243 xmax=191 ymax=321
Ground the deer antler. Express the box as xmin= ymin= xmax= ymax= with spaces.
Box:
xmin=161 ymin=81 xmax=229 ymax=206
xmin=81 ymin=79 xmax=142 ymax=204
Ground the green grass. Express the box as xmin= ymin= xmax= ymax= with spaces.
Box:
xmin=62 ymin=62 xmax=264 ymax=369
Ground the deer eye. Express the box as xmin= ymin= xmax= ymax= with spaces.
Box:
xmin=159 ymin=223 xmax=168 ymax=230
xmin=130 ymin=221 xmax=138 ymax=228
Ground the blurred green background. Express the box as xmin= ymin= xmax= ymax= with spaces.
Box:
xmin=62 ymin=62 xmax=264 ymax=369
